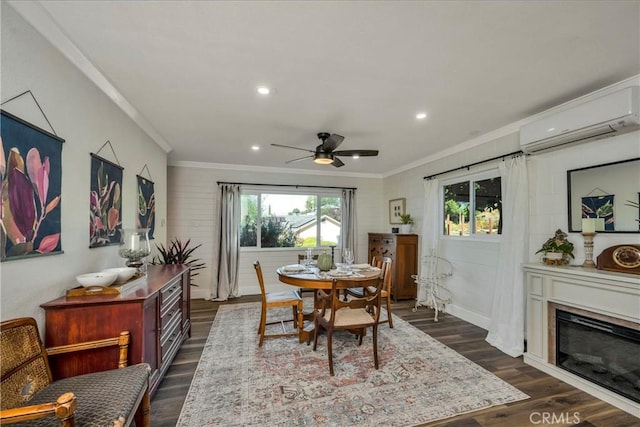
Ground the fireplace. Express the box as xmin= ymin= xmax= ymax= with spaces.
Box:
xmin=555 ymin=309 xmax=640 ymax=404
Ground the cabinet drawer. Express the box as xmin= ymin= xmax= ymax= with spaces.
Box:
xmin=160 ymin=296 xmax=181 ymax=331
xmin=160 ymin=320 xmax=182 ymax=364
xmin=160 ymin=277 xmax=182 ymax=305
xmin=160 ymin=304 xmax=182 ymax=345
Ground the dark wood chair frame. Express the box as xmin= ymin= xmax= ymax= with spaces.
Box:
xmin=313 ymin=275 xmax=384 ymax=376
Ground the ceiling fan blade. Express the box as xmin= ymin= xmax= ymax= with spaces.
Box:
xmin=332 ymin=149 xmax=379 ymax=157
xmin=322 ymin=134 xmax=344 ymax=152
xmin=331 ymin=157 xmax=345 ymax=168
xmin=285 ymin=155 xmax=314 ymax=164
xmin=271 ymin=143 xmax=315 ymax=153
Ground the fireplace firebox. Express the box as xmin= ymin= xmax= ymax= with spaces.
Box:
xmin=556 ymin=309 xmax=640 ymax=404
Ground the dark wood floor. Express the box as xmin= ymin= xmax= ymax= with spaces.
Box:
xmin=150 ymin=297 xmax=639 ymax=426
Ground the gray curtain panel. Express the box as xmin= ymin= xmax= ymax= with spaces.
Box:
xmin=215 ymin=184 xmax=241 ymax=300
xmin=341 ymin=189 xmax=357 ymax=260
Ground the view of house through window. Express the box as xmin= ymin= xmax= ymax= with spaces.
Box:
xmin=443 ymin=175 xmax=501 ymax=236
xmin=240 ymin=191 xmax=342 ymax=248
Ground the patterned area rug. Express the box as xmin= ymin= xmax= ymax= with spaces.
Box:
xmin=177 ymin=302 xmax=528 ymax=426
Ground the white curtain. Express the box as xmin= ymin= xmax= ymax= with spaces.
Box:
xmin=341 ymin=189 xmax=357 ymax=259
xmin=421 ymin=178 xmax=440 ymax=262
xmin=485 ymin=155 xmax=528 ymax=357
xmin=416 ymin=178 xmax=441 ymax=305
xmin=213 ymin=184 xmax=241 ymax=301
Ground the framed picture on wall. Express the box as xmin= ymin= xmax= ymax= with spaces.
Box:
xmin=0 ymin=110 xmax=64 ymax=261
xmin=89 ymin=154 xmax=122 ymax=248
xmin=389 ymin=198 xmax=406 ymax=224
xmin=136 ymin=175 xmax=155 ymax=239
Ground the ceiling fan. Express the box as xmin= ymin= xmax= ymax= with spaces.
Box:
xmin=271 ymin=132 xmax=379 ymax=168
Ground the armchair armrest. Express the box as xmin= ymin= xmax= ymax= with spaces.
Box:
xmin=0 ymin=392 xmax=77 ymax=426
xmin=46 ymin=331 xmax=130 ymax=368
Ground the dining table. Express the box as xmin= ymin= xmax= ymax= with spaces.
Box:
xmin=276 ymin=263 xmax=382 ymax=343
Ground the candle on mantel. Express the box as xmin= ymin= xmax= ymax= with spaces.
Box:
xmin=594 ymin=218 xmax=605 ymax=232
xmin=582 ymin=218 xmax=596 ymax=233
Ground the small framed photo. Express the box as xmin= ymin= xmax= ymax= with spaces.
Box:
xmin=389 ymin=198 xmax=406 ymax=224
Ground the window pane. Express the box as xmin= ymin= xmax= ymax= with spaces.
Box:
xmin=320 ymin=196 xmax=342 ymax=246
xmin=260 ymin=194 xmax=306 ymax=247
xmin=444 ymin=182 xmax=470 ymax=236
xmin=240 ymin=194 xmax=258 ymax=247
xmin=474 ymin=177 xmax=502 ymax=235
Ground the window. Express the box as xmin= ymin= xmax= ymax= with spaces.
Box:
xmin=240 ymin=189 xmax=342 ymax=249
xmin=443 ymin=174 xmax=501 ymax=236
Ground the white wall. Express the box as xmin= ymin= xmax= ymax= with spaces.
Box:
xmin=0 ymin=4 xmax=168 ymax=329
xmin=167 ymin=165 xmax=383 ymax=298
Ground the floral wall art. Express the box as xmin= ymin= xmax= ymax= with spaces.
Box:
xmin=581 ymin=194 xmax=614 ymax=231
xmin=136 ymin=175 xmax=155 ymax=239
xmin=0 ymin=110 xmax=64 ymax=260
xmin=89 ymin=154 xmax=122 ymax=247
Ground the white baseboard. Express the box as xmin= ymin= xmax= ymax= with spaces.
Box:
xmin=444 ymin=303 xmax=491 ymax=330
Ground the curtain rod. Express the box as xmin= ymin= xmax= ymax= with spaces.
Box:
xmin=423 ymin=150 xmax=524 ymax=180
xmin=216 ymin=181 xmax=357 ymax=190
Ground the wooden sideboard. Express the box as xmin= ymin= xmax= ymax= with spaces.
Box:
xmin=368 ymin=233 xmax=418 ymax=300
xmin=40 ymin=264 xmax=190 ymax=395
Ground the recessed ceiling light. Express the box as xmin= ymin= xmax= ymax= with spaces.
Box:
xmin=251 ymin=145 xmax=260 ymax=151
xmin=352 ymin=155 xmax=360 ymax=159
xmin=257 ymin=86 xmax=270 ymax=95
xmin=416 ymin=112 xmax=427 ymax=120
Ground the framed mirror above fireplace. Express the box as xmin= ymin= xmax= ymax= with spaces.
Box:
xmin=567 ymin=157 xmax=640 ymax=233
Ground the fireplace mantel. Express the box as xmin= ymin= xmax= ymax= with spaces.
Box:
xmin=523 ymin=263 xmax=640 ymax=416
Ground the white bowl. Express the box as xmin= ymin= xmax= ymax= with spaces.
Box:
xmin=102 ymin=267 xmax=137 ymax=284
xmin=76 ymin=272 xmax=118 ymax=288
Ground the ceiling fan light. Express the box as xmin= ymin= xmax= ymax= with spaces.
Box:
xmin=314 ymin=152 xmax=334 ymax=164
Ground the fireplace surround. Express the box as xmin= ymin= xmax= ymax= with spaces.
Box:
xmin=524 ymin=264 xmax=640 ymax=416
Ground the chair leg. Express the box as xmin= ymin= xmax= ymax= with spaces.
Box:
xmin=134 ymin=387 xmax=151 ymax=427
xmin=372 ymin=325 xmax=379 ymax=370
xmin=259 ymin=306 xmax=267 ymax=347
xmin=313 ymin=318 xmax=319 ymax=351
xmin=386 ymin=296 xmax=394 ymax=328
xmin=327 ymin=329 xmax=334 ymax=376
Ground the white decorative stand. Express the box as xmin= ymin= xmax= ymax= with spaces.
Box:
xmin=582 ymin=232 xmax=597 ymax=268
xmin=412 ymin=254 xmax=453 ymax=322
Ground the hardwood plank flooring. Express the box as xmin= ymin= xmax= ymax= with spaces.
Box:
xmin=151 ymin=297 xmax=639 ymax=426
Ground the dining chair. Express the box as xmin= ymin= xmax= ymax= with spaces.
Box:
xmin=344 ymin=257 xmax=394 ymax=328
xmin=253 ymin=261 xmax=304 ymax=347
xmin=313 ymin=275 xmax=384 ymax=376
xmin=296 ymin=253 xmax=319 ymax=297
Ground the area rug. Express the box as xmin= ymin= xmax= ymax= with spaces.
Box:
xmin=177 ymin=302 xmax=528 ymax=426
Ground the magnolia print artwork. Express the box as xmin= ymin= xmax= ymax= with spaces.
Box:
xmin=89 ymin=154 xmax=122 ymax=247
xmin=0 ymin=110 xmax=64 ymax=260
xmin=136 ymin=175 xmax=155 ymax=239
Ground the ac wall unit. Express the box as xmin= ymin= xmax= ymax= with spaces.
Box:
xmin=520 ymin=86 xmax=640 ymax=154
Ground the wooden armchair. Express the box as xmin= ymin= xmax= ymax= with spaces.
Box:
xmin=313 ymin=275 xmax=384 ymax=376
xmin=0 ymin=317 xmax=151 ymax=427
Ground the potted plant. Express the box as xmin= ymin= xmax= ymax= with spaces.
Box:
xmin=535 ymin=229 xmax=574 ymax=265
xmin=399 ymin=214 xmax=414 ymax=234
xmin=153 ymin=238 xmax=206 ymax=285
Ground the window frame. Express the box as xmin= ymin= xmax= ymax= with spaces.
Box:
xmin=239 ymin=186 xmax=343 ymax=251
xmin=440 ymin=169 xmax=502 ymax=241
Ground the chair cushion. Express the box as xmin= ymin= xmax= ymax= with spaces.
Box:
xmin=12 ymin=363 xmax=150 ymax=427
xmin=266 ymin=291 xmax=302 ymax=303
xmin=320 ymin=308 xmax=376 ymax=328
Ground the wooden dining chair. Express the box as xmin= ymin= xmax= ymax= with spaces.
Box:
xmin=253 ymin=261 xmax=304 ymax=347
xmin=313 ymin=275 xmax=384 ymax=376
xmin=344 ymin=257 xmax=394 ymax=328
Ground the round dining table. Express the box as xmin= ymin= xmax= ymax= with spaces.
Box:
xmin=276 ymin=265 xmax=382 ymax=343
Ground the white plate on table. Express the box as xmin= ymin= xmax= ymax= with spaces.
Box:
xmin=282 ymin=264 xmax=306 ymax=273
xmin=327 ymin=270 xmax=353 ymax=277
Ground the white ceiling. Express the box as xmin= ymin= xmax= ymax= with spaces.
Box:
xmin=12 ymin=1 xmax=640 ymax=176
